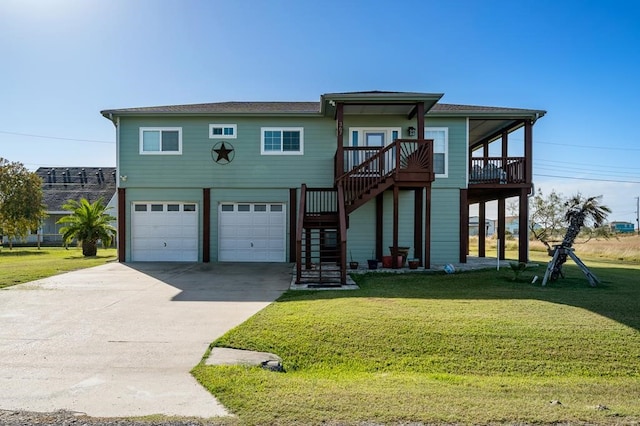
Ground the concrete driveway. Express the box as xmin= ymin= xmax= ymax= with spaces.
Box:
xmin=0 ymin=262 xmax=291 ymax=418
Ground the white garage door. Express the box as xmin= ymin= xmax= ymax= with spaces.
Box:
xmin=218 ymin=203 xmax=286 ymax=262
xmin=131 ymin=202 xmax=198 ymax=261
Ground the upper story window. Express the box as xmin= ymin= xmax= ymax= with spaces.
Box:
xmin=139 ymin=127 xmax=182 ymax=155
xmin=261 ymin=127 xmax=304 ymax=155
xmin=209 ymin=124 xmax=237 ymax=139
xmin=425 ymin=127 xmax=448 ymax=177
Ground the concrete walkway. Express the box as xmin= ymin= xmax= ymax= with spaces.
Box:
xmin=0 ymin=262 xmax=290 ymax=418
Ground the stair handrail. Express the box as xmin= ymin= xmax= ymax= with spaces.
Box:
xmin=337 ymin=139 xmax=432 ymax=206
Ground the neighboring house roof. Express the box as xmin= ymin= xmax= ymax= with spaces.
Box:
xmin=35 ymin=167 xmax=117 ymax=212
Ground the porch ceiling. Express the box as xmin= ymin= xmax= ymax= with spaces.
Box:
xmin=469 ymin=118 xmax=524 ymax=148
xmin=321 ymin=91 xmax=444 ymax=118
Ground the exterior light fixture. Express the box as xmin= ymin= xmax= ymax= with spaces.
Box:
xmin=407 ymin=126 xmax=416 ymax=137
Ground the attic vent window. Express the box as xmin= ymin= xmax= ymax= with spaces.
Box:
xmin=209 ymin=124 xmax=237 ymax=139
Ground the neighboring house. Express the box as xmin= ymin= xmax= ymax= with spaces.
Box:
xmin=469 ymin=216 xmax=495 ymax=236
xmin=3 ymin=167 xmax=117 ymax=245
xmin=101 ymin=91 xmax=545 ymax=284
xmin=505 ymin=216 xmax=520 ymax=235
xmin=609 ymin=221 xmax=635 ymax=234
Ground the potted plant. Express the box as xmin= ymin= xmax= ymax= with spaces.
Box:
xmin=349 ymin=251 xmax=359 ymax=270
xmin=408 ymin=258 xmax=420 ymax=270
xmin=388 ymin=246 xmax=410 ymax=268
xmin=367 ymin=250 xmax=378 ymax=270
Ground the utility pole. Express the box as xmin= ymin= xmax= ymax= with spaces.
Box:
xmin=636 ymin=197 xmax=639 ymax=236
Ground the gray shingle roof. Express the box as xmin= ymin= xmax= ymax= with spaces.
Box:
xmin=36 ymin=167 xmax=117 ymax=211
xmin=102 ymin=100 xmax=543 ymax=117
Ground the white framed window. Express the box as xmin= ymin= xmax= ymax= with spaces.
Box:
xmin=139 ymin=127 xmax=182 ymax=154
xmin=209 ymin=124 xmax=237 ymax=139
xmin=425 ymin=127 xmax=448 ymax=177
xmin=261 ymin=127 xmax=304 ymax=155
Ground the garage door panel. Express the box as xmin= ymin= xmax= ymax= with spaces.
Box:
xmin=132 ymin=202 xmax=198 ymax=262
xmin=218 ymin=203 xmax=286 ymax=262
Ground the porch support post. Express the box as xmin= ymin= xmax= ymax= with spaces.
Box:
xmin=117 ymin=188 xmax=126 ymax=262
xmin=203 ymin=188 xmax=210 ymax=263
xmin=518 ymin=188 xmax=529 ymax=263
xmin=425 ymin=186 xmax=431 ymax=268
xmin=414 ymin=188 xmax=423 ymax=266
xmin=502 ymin=131 xmax=508 ymax=166
xmin=392 ymin=185 xmax=399 ymax=269
xmin=375 ymin=193 xmax=383 ymax=260
xmin=524 ymin=119 xmax=533 ymax=183
xmin=289 ymin=188 xmax=297 ymax=262
xmin=416 ymin=102 xmax=425 ymax=139
xmin=478 ymin=201 xmax=486 ymax=257
xmin=336 ymin=102 xmax=344 ymax=180
xmin=459 ymin=189 xmax=468 ymax=263
xmin=498 ymin=198 xmax=506 ymax=260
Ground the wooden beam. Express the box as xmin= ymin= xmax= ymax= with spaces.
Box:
xmin=392 ymin=185 xmax=399 ymax=268
xmin=524 ymin=119 xmax=533 ymax=183
xmin=478 ymin=201 xmax=486 ymax=257
xmin=459 ymin=189 xmax=468 ymax=263
xmin=289 ymin=188 xmax=297 ymax=262
xmin=417 ymin=102 xmax=425 ymax=139
xmin=498 ymin=198 xmax=506 ymax=260
xmin=518 ymin=188 xmax=529 ymax=262
xmin=336 ymin=102 xmax=344 ymax=180
xmin=425 ymin=186 xmax=431 ymax=268
xmin=117 ymin=188 xmax=126 ymax=262
xmin=376 ymin=193 xmax=384 ymax=260
xmin=414 ymin=188 xmax=423 ymax=266
xmin=501 ymin=131 xmax=508 ymax=158
xmin=203 ymin=188 xmax=210 ymax=263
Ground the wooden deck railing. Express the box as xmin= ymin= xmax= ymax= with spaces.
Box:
xmin=469 ymin=157 xmax=526 ymax=184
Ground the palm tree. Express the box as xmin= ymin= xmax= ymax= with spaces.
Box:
xmin=550 ymin=194 xmax=611 ymax=280
xmin=57 ymin=198 xmax=117 ymax=257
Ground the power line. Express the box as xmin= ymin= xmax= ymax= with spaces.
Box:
xmin=508 ymin=137 xmax=640 ymax=152
xmin=0 ymin=130 xmax=114 ymax=144
xmin=536 ymin=141 xmax=640 ymax=151
xmin=535 ymin=164 xmax=640 ymax=178
xmin=534 ymin=173 xmax=640 ymax=184
xmin=536 ymin=158 xmax=640 ymax=171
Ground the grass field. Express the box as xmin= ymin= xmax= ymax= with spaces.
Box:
xmin=0 ymin=246 xmax=117 ymax=288
xmin=193 ymin=248 xmax=640 ymax=425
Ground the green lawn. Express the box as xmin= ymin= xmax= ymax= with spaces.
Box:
xmin=193 ymin=255 xmax=640 ymax=425
xmin=0 ymin=246 xmax=117 ymax=288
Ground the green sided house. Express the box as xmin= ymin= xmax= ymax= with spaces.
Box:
xmin=101 ymin=91 xmax=545 ymax=284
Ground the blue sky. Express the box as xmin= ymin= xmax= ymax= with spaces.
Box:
xmin=1 ymin=0 xmax=639 ymax=224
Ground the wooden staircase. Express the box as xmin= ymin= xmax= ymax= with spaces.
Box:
xmin=295 ymin=139 xmax=435 ymax=285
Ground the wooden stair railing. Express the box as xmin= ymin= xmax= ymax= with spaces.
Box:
xmin=295 ymin=184 xmax=347 ymax=285
xmin=337 ymin=139 xmax=434 ymax=213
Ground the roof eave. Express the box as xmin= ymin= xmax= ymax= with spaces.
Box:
xmin=428 ymin=109 xmax=547 ymax=123
xmin=101 ymin=110 xmax=323 ymax=119
xmin=320 ymin=92 xmax=445 ymax=116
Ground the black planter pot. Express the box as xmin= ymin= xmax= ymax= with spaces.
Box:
xmin=367 ymin=259 xmax=378 ymax=270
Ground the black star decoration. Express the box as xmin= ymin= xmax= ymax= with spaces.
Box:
xmin=212 ymin=142 xmax=234 ymax=164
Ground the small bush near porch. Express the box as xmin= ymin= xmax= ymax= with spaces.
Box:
xmin=193 ymin=252 xmax=640 ymax=425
